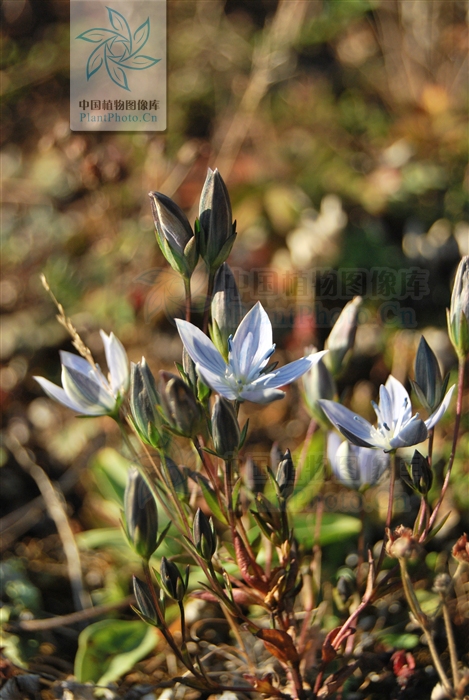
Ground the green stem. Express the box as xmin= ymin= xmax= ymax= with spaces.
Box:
xmin=224 ymin=457 xmax=235 ymax=531
xmin=297 ymin=417 xmax=318 ymax=481
xmin=442 ymin=597 xmax=460 ymax=686
xmin=184 ymin=277 xmax=192 ymax=322
xmin=158 ymin=450 xmax=192 ymax=537
xmin=427 ymin=428 xmax=434 ymax=468
xmin=178 ymin=600 xmax=188 ymax=652
xmin=414 ymin=494 xmax=430 ymax=539
xmin=399 ymin=559 xmax=452 ymax=695
xmin=332 ymin=549 xmax=375 ymax=650
xmin=202 ymin=271 xmax=215 ymax=334
xmin=377 ymin=451 xmax=397 ymax=572
xmin=142 ymin=560 xmax=198 ymax=676
xmin=357 ymin=500 xmax=365 ymax=589
xmin=423 ymin=357 xmax=465 ymax=540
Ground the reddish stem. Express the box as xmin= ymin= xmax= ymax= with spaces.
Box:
xmin=422 ymin=357 xmax=465 ymax=541
xmin=376 ymin=451 xmax=397 ymax=572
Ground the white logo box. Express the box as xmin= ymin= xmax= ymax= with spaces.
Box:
xmin=70 ymin=0 xmax=166 ymax=131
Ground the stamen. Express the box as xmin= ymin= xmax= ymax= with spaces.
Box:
xmin=383 ymin=422 xmax=390 ymax=431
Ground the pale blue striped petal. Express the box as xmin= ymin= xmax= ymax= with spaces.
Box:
xmin=231 ymin=303 xmax=272 ymax=375
xmin=385 ymin=375 xmax=412 ymax=425
xmin=239 ymin=386 xmax=285 ymax=403
xmin=425 ymin=384 xmax=455 ymax=430
xmin=389 ymin=415 xmax=428 ymax=449
xmin=259 ymin=350 xmax=327 ymax=389
xmin=319 ymin=400 xmax=375 ymax=447
xmin=195 ymin=364 xmax=238 ymax=400
xmin=378 ymin=385 xmax=393 ymax=432
xmin=100 ymin=330 xmax=129 ymax=396
xmin=176 ymin=319 xmax=226 ymax=375
xmin=34 ymin=376 xmax=101 ymax=415
xmin=62 ymin=365 xmax=115 ymax=413
xmin=60 ymin=351 xmax=96 ymax=376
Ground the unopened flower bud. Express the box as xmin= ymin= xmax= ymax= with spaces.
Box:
xmin=276 ymin=449 xmax=295 ymax=500
xmin=149 ymin=192 xmax=198 ymax=280
xmin=447 ymin=256 xmax=469 ymax=359
xmin=252 ymin=493 xmax=282 ymax=543
xmin=193 ymin=508 xmax=216 ymax=561
xmin=324 ymin=297 xmax=362 ymax=376
xmin=244 ymin=455 xmax=266 ymax=494
xmin=211 ymin=395 xmax=240 ymax=459
xmin=255 ymin=493 xmax=281 ymax=531
xmin=385 ymin=525 xmax=418 ymax=559
xmin=132 ymin=576 xmax=161 ymax=627
xmin=303 ymin=357 xmax=336 ymax=425
xmin=130 ymin=359 xmax=167 ymax=449
xmin=161 ymin=455 xmax=189 ymax=502
xmin=411 ymin=337 xmax=448 ymax=413
xmin=452 ymin=533 xmax=469 ymax=562
xmin=198 ymin=168 xmax=236 ymax=273
xmin=159 ymin=371 xmax=202 ymax=438
xmin=402 ymin=450 xmax=433 ymax=496
xmin=124 ymin=468 xmax=158 ymax=561
xmin=159 ymin=557 xmax=187 ymax=601
xmin=211 ymin=264 xmax=243 ymax=358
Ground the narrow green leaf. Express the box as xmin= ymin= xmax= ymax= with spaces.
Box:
xmin=231 ymin=477 xmax=242 ymax=511
xmin=74 ymin=620 xmax=155 ymax=686
xmin=238 ymin=419 xmax=249 ymax=450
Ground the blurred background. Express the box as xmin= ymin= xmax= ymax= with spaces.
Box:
xmin=1 ymin=0 xmax=468 ymax=680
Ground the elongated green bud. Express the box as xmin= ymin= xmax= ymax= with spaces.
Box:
xmin=161 ymin=455 xmax=189 ymax=502
xmin=198 ymin=168 xmax=237 ymax=273
xmin=149 ymin=192 xmax=198 ymax=280
xmin=124 ymin=468 xmax=158 ymax=561
xmin=244 ymin=456 xmax=266 ymax=494
xmin=159 ymin=371 xmax=202 ymax=438
xmin=276 ymin=449 xmax=295 ymax=500
xmin=210 ymin=264 xmax=243 ymax=358
xmin=303 ymin=356 xmax=336 ymax=426
xmin=255 ymin=493 xmax=282 ymax=531
xmin=159 ymin=557 xmax=187 ymax=601
xmin=193 ymin=508 xmax=216 ymax=561
xmin=411 ymin=337 xmax=449 ymax=412
xmin=211 ymin=395 xmax=240 ymax=459
xmin=251 ymin=493 xmax=283 ymax=545
xmin=130 ymin=359 xmax=167 ymax=448
xmin=447 ymin=256 xmax=469 ymax=359
xmin=402 ymin=450 xmax=433 ymax=496
xmin=132 ymin=576 xmax=161 ymax=627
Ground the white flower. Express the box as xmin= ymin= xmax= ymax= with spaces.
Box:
xmin=34 ymin=331 xmax=129 ymax=416
xmin=327 ymin=432 xmax=389 ymax=490
xmin=319 ymin=375 xmax=454 ymax=452
xmin=176 ymin=302 xmax=327 ymax=404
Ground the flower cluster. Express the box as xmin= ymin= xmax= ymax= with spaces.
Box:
xmin=32 ymin=169 xmax=467 ymax=700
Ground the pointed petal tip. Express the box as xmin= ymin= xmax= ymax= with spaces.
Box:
xmin=425 ymin=383 xmax=456 ymax=430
